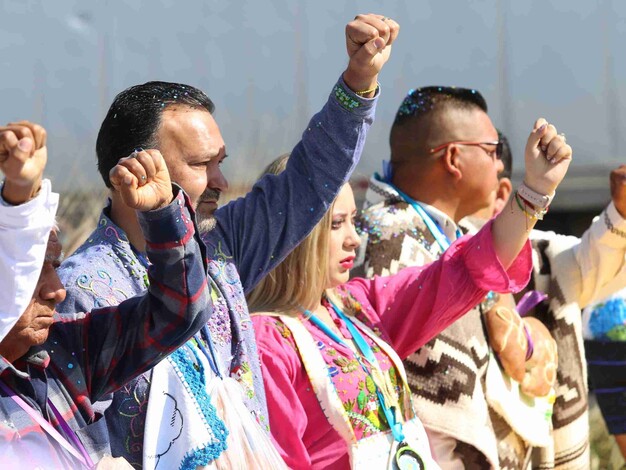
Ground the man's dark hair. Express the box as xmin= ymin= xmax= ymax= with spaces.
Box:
xmin=392 ymin=86 xmax=487 ymax=127
xmin=96 ymin=81 xmax=215 ymax=188
xmin=497 ymin=129 xmax=512 ymax=180
xmin=389 ymin=86 xmax=488 ymax=167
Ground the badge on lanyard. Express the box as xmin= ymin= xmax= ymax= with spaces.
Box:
xmin=394 ymin=441 xmax=426 ymax=470
xmin=309 ymin=301 xmax=429 ymax=470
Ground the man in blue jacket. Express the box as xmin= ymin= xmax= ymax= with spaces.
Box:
xmin=57 ymin=13 xmax=399 ymax=468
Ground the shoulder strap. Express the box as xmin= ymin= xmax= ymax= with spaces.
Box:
xmin=0 ymin=380 xmax=90 ymax=467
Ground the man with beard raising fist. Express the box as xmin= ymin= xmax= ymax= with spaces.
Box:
xmin=57 ymin=13 xmax=399 ymax=469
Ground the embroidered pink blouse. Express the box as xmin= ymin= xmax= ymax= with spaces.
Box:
xmin=252 ymin=221 xmax=532 ymax=469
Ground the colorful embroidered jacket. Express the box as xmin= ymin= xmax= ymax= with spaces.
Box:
xmin=0 ymin=189 xmax=211 ymax=468
xmin=56 ymin=76 xmax=377 ymax=467
xmin=356 ymin=175 xmax=626 ymax=470
xmin=253 ymin=221 xmax=531 ymax=469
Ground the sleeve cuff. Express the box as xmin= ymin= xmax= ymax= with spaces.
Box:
xmin=0 ymin=179 xmax=58 ymax=229
xmin=330 ymin=75 xmax=380 ymax=116
xmin=138 ymin=185 xmax=195 ymax=247
xmin=458 ymin=219 xmax=533 ymax=294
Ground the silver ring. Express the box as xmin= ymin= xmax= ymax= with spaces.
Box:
xmin=141 ymin=175 xmax=146 ymax=181
xmin=129 ymin=151 xmax=138 ymax=159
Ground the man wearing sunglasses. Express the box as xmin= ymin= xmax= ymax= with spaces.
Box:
xmin=355 ymin=86 xmax=537 ymax=469
xmin=386 ymin=87 xmax=504 ymax=223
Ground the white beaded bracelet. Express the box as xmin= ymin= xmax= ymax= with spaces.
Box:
xmin=518 ymin=183 xmax=554 ymax=209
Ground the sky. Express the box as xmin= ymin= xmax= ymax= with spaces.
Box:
xmin=2 ymin=0 xmax=625 ymax=208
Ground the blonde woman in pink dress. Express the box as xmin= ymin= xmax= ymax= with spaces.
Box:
xmin=247 ymin=119 xmax=571 ymax=469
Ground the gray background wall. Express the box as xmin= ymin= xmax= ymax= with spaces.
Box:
xmin=2 ymin=0 xmax=625 ymax=209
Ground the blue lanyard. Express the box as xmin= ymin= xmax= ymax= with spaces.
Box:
xmin=377 ymin=174 xmax=461 ymax=252
xmin=304 ymin=300 xmax=405 ymax=443
xmin=382 ymin=175 xmax=496 ymax=317
xmin=194 ymin=326 xmax=222 ymax=379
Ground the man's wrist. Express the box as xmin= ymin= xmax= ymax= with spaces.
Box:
xmin=152 ymin=192 xmax=175 ymax=211
xmin=342 ymin=70 xmax=379 ymax=98
xmin=1 ymin=178 xmax=42 ymax=205
xmin=138 ymin=187 xmax=191 ymax=247
xmin=521 ymin=177 xmax=556 ymax=199
xmin=518 ymin=182 xmax=554 ymax=208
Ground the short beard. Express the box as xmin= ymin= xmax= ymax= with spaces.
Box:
xmin=197 ymin=213 xmax=217 ymax=235
xmin=196 ymin=188 xmax=221 ymax=235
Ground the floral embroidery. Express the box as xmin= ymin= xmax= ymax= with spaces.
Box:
xmin=208 ymin=241 xmax=239 ymax=286
xmin=231 ymin=362 xmax=255 ymax=399
xmin=342 ymin=376 xmax=386 ymax=436
xmin=205 ymin=281 xmax=232 ymax=347
xmin=203 ymin=240 xmax=267 ymax=423
xmin=234 ymin=301 xmax=247 ymax=318
xmin=333 ymin=357 xmax=359 ymax=374
xmin=334 ymin=289 xmax=383 ymax=336
xmin=274 ymin=321 xmax=292 ymax=339
xmin=116 ymin=375 xmax=151 ymax=466
xmin=76 ymin=270 xmax=129 ymax=308
xmin=71 ymin=212 xmax=149 ymax=310
xmin=305 ymin=311 xmax=408 ymax=441
xmin=290 ymin=289 xmax=418 ymax=445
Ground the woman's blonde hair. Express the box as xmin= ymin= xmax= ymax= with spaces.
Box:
xmin=246 ymin=154 xmax=336 ymax=315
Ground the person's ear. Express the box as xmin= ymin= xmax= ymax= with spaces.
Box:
xmin=494 ymin=177 xmax=513 ymax=214
xmin=442 ymin=144 xmax=462 ymax=181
